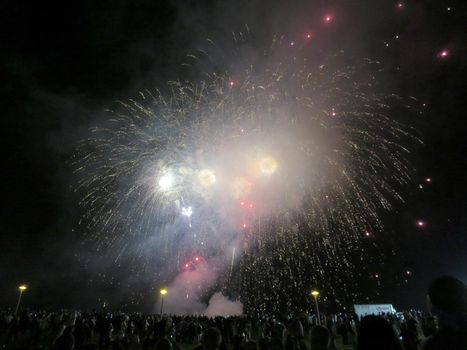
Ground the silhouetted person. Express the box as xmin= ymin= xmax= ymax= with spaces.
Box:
xmin=197 ymin=327 xmax=222 ymax=350
xmin=155 ymin=337 xmax=173 ymax=350
xmin=310 ymin=325 xmax=330 ymax=350
xmin=232 ymin=334 xmax=244 ymax=350
xmin=53 ymin=326 xmax=75 ymax=350
xmin=422 ymin=276 xmax=467 ymax=350
xmin=357 ymin=316 xmax=402 ymax=350
xmin=286 ymin=318 xmax=306 ymax=350
xmin=243 ymin=340 xmax=258 ymax=350
xmin=188 ymin=321 xmax=197 ymax=344
xmin=421 ymin=316 xmax=437 ymax=338
xmin=258 ymin=337 xmax=269 ymax=350
xmin=338 ymin=322 xmax=348 ymax=345
xmin=399 ymin=319 xmax=419 ymax=350
xmin=269 ymin=322 xmax=285 ymax=350
xmin=346 ymin=322 xmax=356 ymax=348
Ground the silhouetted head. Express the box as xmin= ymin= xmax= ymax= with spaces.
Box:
xmin=310 ymin=325 xmax=330 ymax=350
xmin=427 ymin=276 xmax=467 ymax=331
xmin=244 ymin=341 xmax=258 ymax=350
xmin=155 ymin=338 xmax=172 ymax=350
xmin=201 ymin=327 xmax=222 ymax=350
xmin=357 ymin=316 xmax=402 ymax=350
xmin=427 ymin=276 xmax=467 ymax=314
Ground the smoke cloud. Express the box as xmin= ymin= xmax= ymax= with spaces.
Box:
xmin=205 ymin=292 xmax=243 ymax=317
xmin=156 ymin=261 xmax=242 ymax=316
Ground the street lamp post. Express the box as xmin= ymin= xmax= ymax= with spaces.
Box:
xmin=311 ymin=290 xmax=320 ymax=325
xmin=159 ymin=288 xmax=168 ymax=315
xmin=15 ymin=285 xmax=27 ymax=315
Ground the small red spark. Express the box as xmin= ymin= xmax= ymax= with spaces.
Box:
xmin=242 ymin=223 xmax=247 ymax=229
xmin=229 ymin=80 xmax=235 ymax=87
xmin=249 ymin=203 xmax=254 ymax=208
xmin=438 ymin=50 xmax=449 ymax=58
xmin=396 ymin=2 xmax=404 ymax=9
xmin=425 ymin=177 xmax=432 ymax=183
xmin=324 ymin=15 xmax=332 ymax=23
xmin=365 ymin=231 xmax=371 ymax=237
xmin=240 ymin=201 xmax=245 ymax=206
xmin=290 ymin=41 xmax=295 ymax=46
xmin=417 ymin=220 xmax=425 ymax=227
xmin=185 ymin=263 xmax=189 ymax=268
xmin=306 ymin=33 xmax=312 ymax=40
xmin=194 ymin=257 xmax=199 ymax=262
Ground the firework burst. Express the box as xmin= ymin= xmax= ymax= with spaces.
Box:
xmin=73 ymin=31 xmax=420 ymax=313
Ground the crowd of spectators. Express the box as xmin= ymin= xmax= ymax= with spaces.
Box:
xmin=1 ymin=275 xmax=466 ymax=350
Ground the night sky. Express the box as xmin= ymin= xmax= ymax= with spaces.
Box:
xmin=1 ymin=0 xmax=466 ymax=312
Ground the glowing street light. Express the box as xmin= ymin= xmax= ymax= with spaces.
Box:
xmin=15 ymin=285 xmax=27 ymax=315
xmin=159 ymin=288 xmax=168 ymax=315
xmin=311 ymin=290 xmax=321 ymax=325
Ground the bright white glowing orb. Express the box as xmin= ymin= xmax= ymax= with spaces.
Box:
xmin=158 ymin=175 xmax=174 ymax=190
xmin=181 ymin=206 xmax=193 ymax=217
xmin=259 ymin=156 xmax=278 ymax=175
xmin=198 ymin=169 xmax=216 ymax=187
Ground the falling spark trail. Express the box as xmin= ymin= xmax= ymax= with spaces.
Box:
xmin=229 ymin=247 xmax=236 ymax=280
